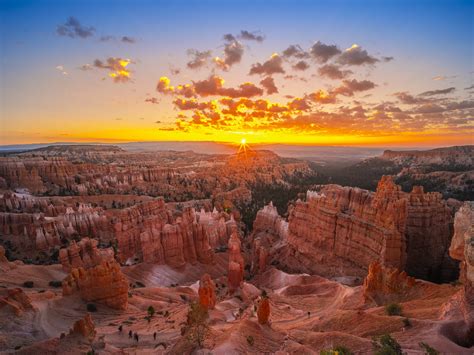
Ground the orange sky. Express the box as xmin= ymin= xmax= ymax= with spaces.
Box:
xmin=1 ymin=1 xmax=473 ymax=147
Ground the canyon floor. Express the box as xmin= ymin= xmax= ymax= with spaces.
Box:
xmin=1 ymin=259 xmax=470 ymax=354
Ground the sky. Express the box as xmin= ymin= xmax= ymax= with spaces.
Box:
xmin=0 ymin=0 xmax=473 ymax=147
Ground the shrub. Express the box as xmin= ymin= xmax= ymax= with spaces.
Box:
xmin=402 ymin=318 xmax=411 ymax=327
xmin=147 ymin=305 xmax=155 ymax=317
xmin=246 ymin=335 xmax=254 ymax=346
xmin=419 ymin=342 xmax=439 ymax=355
xmin=86 ymin=303 xmax=97 ymax=312
xmin=23 ymin=281 xmax=34 ymax=288
xmin=372 ymin=334 xmax=402 ymax=355
xmin=320 ymin=345 xmax=353 ymax=355
xmin=385 ymin=303 xmax=402 ymax=316
xmin=49 ymin=280 xmax=62 ymax=288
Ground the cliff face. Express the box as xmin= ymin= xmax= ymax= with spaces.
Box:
xmin=251 ymin=176 xmax=456 ymax=282
xmin=448 ymin=202 xmax=474 ymax=337
xmin=285 ymin=176 xmax=408 ymax=277
xmin=381 ymin=145 xmax=474 ymax=168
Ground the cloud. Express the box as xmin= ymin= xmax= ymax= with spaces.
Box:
xmin=318 ymin=64 xmax=352 ymax=79
xmin=337 ymin=44 xmax=378 ymax=66
xmin=332 ymin=79 xmax=376 ymax=96
xmin=173 ymin=98 xmax=217 ymax=110
xmin=249 ymin=54 xmax=285 ymax=76
xmin=156 ymin=75 xmax=264 ymax=99
xmin=93 ymin=57 xmax=132 ymax=83
xmin=310 ymin=41 xmax=341 ymax=63
xmin=308 ymin=90 xmax=337 ymax=104
xmin=393 ymin=92 xmax=426 ymax=105
xmin=260 ymin=77 xmax=278 ymax=94
xmin=282 ymin=44 xmax=309 ymax=59
xmin=100 ymin=35 xmax=137 ymax=43
xmin=238 ymin=30 xmax=264 ymax=42
xmin=79 ymin=63 xmax=93 ymax=71
xmin=214 ymin=39 xmax=244 ymax=70
xmin=145 ymin=97 xmax=160 ymax=104
xmin=100 ymin=35 xmax=115 ymax=42
xmin=186 ymin=49 xmax=212 ymax=69
xmin=55 ymin=65 xmax=68 ymax=75
xmin=382 ymin=56 xmax=394 ymax=62
xmin=293 ymin=60 xmax=310 ymax=71
xmin=194 ymin=76 xmax=263 ymax=98
xmin=121 ymin=36 xmax=136 ymax=43
xmin=465 ymin=85 xmax=474 ymax=90
xmin=56 ymin=17 xmax=95 ymax=38
xmin=418 ymin=87 xmax=455 ymax=96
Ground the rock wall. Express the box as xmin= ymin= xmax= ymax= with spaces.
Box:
xmin=251 ymin=176 xmax=457 ymax=282
xmin=448 ymin=202 xmax=474 ymax=339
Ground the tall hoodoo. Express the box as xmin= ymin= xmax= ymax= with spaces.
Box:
xmin=228 ymin=231 xmax=244 ymax=293
xmin=198 ymin=273 xmax=216 ymax=310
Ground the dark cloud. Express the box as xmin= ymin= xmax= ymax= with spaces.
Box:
xmin=238 ymin=30 xmax=264 ymax=42
xmin=215 ymin=40 xmax=244 ymax=70
xmin=382 ymin=56 xmax=394 ymax=62
xmin=100 ymin=35 xmax=136 ymax=43
xmin=56 ymin=17 xmax=95 ymax=38
xmin=418 ymin=87 xmax=455 ymax=96
xmin=337 ymin=45 xmax=378 ymax=66
xmin=293 ymin=60 xmax=310 ymax=71
xmin=157 ymin=75 xmax=264 ymax=99
xmin=249 ymin=54 xmax=285 ymax=76
xmin=333 ymin=79 xmax=376 ymax=96
xmin=223 ymin=33 xmax=236 ymax=42
xmin=93 ymin=57 xmax=132 ymax=83
xmin=121 ymin=36 xmax=136 ymax=43
xmin=310 ymin=41 xmax=341 ymax=63
xmin=465 ymin=85 xmax=474 ymax=90
xmin=186 ymin=49 xmax=212 ymax=69
xmin=393 ymin=92 xmax=428 ymax=105
xmin=194 ymin=76 xmax=263 ymax=98
xmin=318 ymin=64 xmax=352 ymax=79
xmin=100 ymin=35 xmax=115 ymax=42
xmin=145 ymin=97 xmax=160 ymax=104
xmin=282 ymin=45 xmax=309 ymax=59
xmin=260 ymin=77 xmax=278 ymax=94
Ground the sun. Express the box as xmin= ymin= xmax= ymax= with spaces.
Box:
xmin=240 ymin=138 xmax=246 ymax=145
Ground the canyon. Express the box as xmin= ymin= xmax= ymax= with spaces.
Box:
xmin=0 ymin=144 xmax=472 ymax=353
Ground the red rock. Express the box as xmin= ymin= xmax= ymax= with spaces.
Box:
xmin=62 ymin=260 xmax=129 ymax=310
xmin=271 ymin=176 xmax=455 ymax=282
xmin=257 ymin=296 xmax=270 ymax=325
xmin=59 ymin=237 xmax=114 ymax=272
xmin=198 ymin=273 xmax=216 ymax=310
xmin=448 ymin=202 xmax=474 ymax=332
xmin=228 ymin=232 xmax=244 ymax=293
xmin=0 ymin=288 xmax=35 ymax=316
xmin=363 ymin=261 xmax=416 ymax=305
xmin=69 ymin=313 xmax=96 ymax=340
